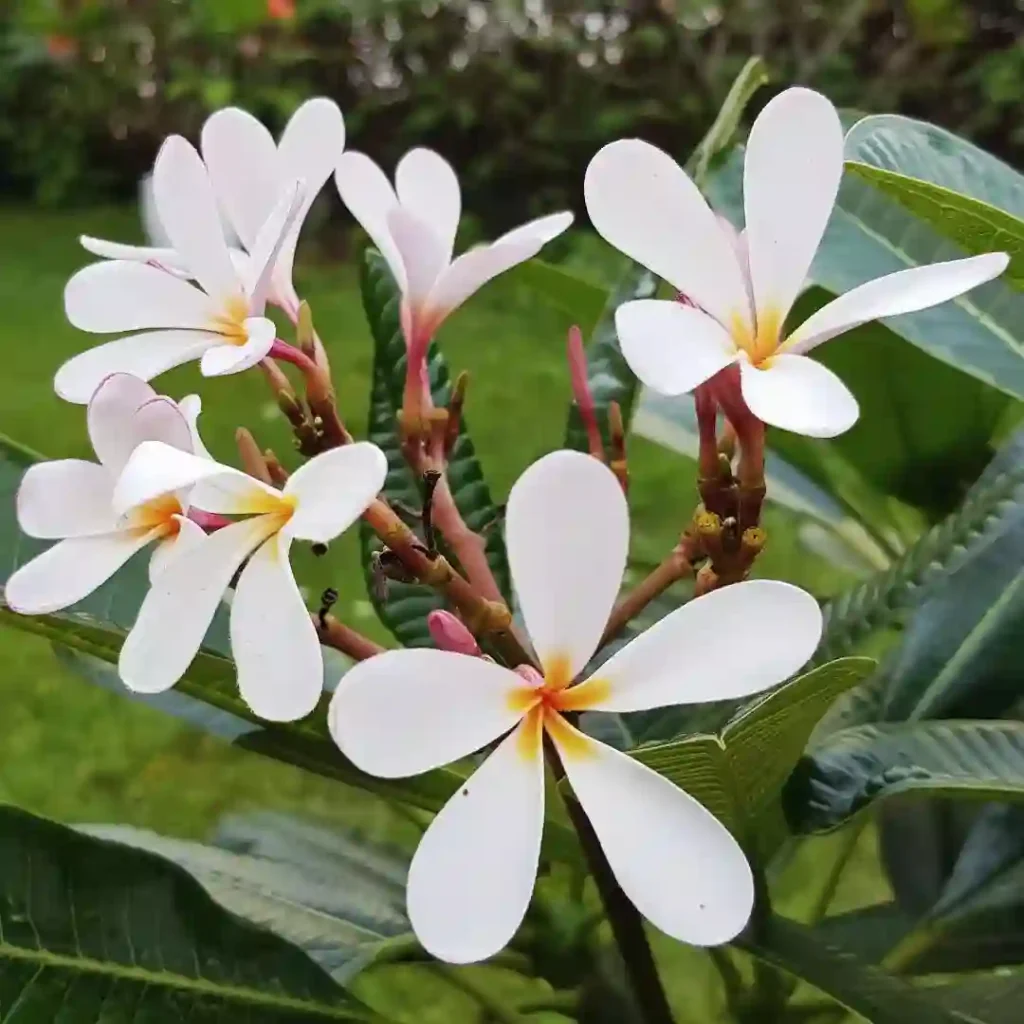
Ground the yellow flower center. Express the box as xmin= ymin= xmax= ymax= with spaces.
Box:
xmin=731 ymin=306 xmax=783 ymax=366
xmin=209 ymin=294 xmax=251 ymax=346
xmin=127 ymin=493 xmax=184 ymax=535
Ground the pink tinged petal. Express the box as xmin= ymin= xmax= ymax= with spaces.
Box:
xmin=283 ymin=442 xmax=387 ymax=543
xmin=148 ymin=515 xmax=206 ymax=581
xmin=54 ymin=331 xmax=218 ymax=405
xmin=118 ymin=515 xmax=278 ymax=694
xmin=395 ymin=148 xmax=461 ymax=266
xmin=231 ymin=534 xmax=321 ymax=721
xmin=615 ymin=299 xmax=737 ymax=397
xmin=276 ymin=97 xmax=346 ymax=284
xmin=387 ymin=207 xmax=449 ymax=304
xmin=4 ymin=528 xmax=159 ymax=615
xmin=739 ymin=354 xmax=859 ymax=438
xmin=584 ymin=579 xmax=822 ymax=712
xmin=334 ymin=152 xmax=406 ymax=290
xmin=200 ymin=317 xmax=277 ymax=377
xmin=554 ymin=725 xmax=755 ymax=946
xmin=421 ymin=238 xmax=539 ymax=336
xmin=328 ymin=649 xmax=526 ymax=778
xmin=79 ymin=236 xmax=188 ymax=274
xmin=17 ymin=461 xmax=116 ymax=539
xmin=201 ymin=106 xmax=280 ymax=249
xmin=406 ymin=719 xmax=545 ymax=964
xmin=242 ymin=181 xmax=305 ymax=311
xmin=130 ymin=397 xmax=193 ymax=456
xmin=584 ymin=139 xmax=751 ymax=330
xmin=113 ymin=442 xmax=281 ymax=518
xmin=495 ymin=211 xmax=574 ymax=247
xmin=505 ymin=450 xmax=628 ymax=677
xmin=176 ymin=394 xmax=213 ymax=460
xmin=64 ymin=261 xmax=215 ymax=333
xmin=743 ymin=88 xmax=844 ymax=328
xmin=86 ymin=373 xmax=158 ymax=471
xmin=785 ymin=252 xmax=1012 ymax=354
xmin=152 ymin=135 xmax=240 ymax=303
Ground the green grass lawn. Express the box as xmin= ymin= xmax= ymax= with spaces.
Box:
xmin=0 ymin=202 xmax=841 ymax=841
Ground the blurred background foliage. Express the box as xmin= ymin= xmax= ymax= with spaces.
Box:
xmin=2 ymin=0 xmax=1022 ymax=227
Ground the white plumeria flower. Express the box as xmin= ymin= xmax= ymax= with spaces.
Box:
xmin=335 ymin=147 xmax=573 ymax=357
xmin=57 ymin=135 xmax=305 ymax=404
xmin=585 ymin=87 xmax=1010 ymax=438
xmin=329 ymin=450 xmax=823 ymax=964
xmin=111 ymin=439 xmax=388 ymax=721
xmin=5 ymin=374 xmax=208 ymax=616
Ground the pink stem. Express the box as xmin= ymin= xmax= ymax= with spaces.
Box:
xmin=567 ymin=325 xmax=604 ymax=460
xmin=268 ymin=338 xmax=318 ymax=374
xmin=188 ymin=509 xmax=234 ymax=531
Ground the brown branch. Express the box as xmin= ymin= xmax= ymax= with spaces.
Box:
xmin=235 ymin=427 xmax=273 ymax=484
xmin=316 ymin=613 xmax=386 ymax=661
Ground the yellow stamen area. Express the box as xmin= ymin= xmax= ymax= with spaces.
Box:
xmin=210 ymin=294 xmax=251 ymax=346
xmin=731 ymin=306 xmax=782 ymax=366
xmin=127 ymin=493 xmax=183 ymax=533
xmin=244 ymin=487 xmax=297 ymax=519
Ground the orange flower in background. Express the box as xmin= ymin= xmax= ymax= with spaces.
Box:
xmin=267 ymin=0 xmax=296 ymax=20
xmin=46 ymin=34 xmax=79 ymax=60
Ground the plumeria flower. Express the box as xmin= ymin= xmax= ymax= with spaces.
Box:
xmin=110 ymin=439 xmax=388 ymax=721
xmin=329 ymin=450 xmax=822 ymax=963
xmin=57 ymin=135 xmax=304 ymax=404
xmin=334 ymin=147 xmax=573 ymax=404
xmin=585 ymin=87 xmax=1010 ymax=438
xmin=4 ymin=374 xmax=208 ymax=616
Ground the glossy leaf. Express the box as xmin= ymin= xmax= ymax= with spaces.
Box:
xmin=928 ymin=971 xmax=1024 ymax=1022
xmin=787 ymin=721 xmax=1024 ymax=832
xmin=845 ymin=113 xmax=1024 ymax=290
xmin=0 ymin=804 xmax=375 ymax=1021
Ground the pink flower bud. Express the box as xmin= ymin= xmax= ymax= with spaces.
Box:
xmin=427 ymin=611 xmax=481 ymax=656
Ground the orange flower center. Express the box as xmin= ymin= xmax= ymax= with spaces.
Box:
xmin=731 ymin=306 xmax=782 ymax=366
xmin=127 ymin=493 xmax=184 ymax=534
xmin=210 ymin=294 xmax=251 ymax=346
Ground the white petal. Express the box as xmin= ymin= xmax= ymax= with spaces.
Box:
xmin=395 ymin=148 xmax=461 ymax=267
xmin=616 ymin=299 xmax=737 ymax=396
xmin=329 ymin=649 xmax=526 ymax=778
xmin=786 ymin=252 xmax=1011 ymax=354
xmin=64 ymin=261 xmax=214 ymax=333
xmin=17 ymin=461 xmax=116 ymax=539
xmin=553 ymin=725 xmax=754 ymax=946
xmin=176 ymin=394 xmax=213 ymax=459
xmin=584 ymin=580 xmax=822 ymax=712
xmin=54 ymin=331 xmax=218 ymax=404
xmin=334 ymin=152 xmax=405 ymax=290
xmin=283 ymin=442 xmax=387 ymax=543
xmin=130 ymin=397 xmax=193 ymax=455
xmin=201 ymin=106 xmax=280 ymax=249
xmin=86 ymin=373 xmax=158 ymax=471
xmin=113 ymin=441 xmax=282 ymax=518
xmin=505 ymin=450 xmax=627 ymax=678
xmin=407 ymin=719 xmax=544 ymax=964
xmin=739 ymin=354 xmax=859 ymax=438
xmin=152 ymin=135 xmax=240 ymax=302
xmin=79 ymin=236 xmax=188 ymax=275
xmin=276 ymin=97 xmax=346 ymax=284
xmin=422 ymin=238 xmax=539 ymax=335
xmin=148 ymin=515 xmax=206 ymax=581
xmin=4 ymin=529 xmax=158 ymax=615
xmin=743 ymin=88 xmax=844 ymax=328
xmin=387 ymin=207 xmax=449 ymax=303
xmin=242 ymin=181 xmax=305 ymax=310
xmin=231 ymin=534 xmax=321 ymax=721
xmin=495 ymin=211 xmax=574 ymax=247
xmin=119 ymin=516 xmax=277 ymax=693
xmin=200 ymin=318 xmax=276 ymax=377
xmin=584 ymin=139 xmax=750 ymax=329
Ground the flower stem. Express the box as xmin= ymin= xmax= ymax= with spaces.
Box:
xmin=315 ymin=613 xmax=386 ymax=661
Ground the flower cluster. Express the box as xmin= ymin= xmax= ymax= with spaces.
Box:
xmin=4 ymin=88 xmax=1009 ymax=965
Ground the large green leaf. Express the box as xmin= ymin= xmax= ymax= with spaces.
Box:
xmin=787 ymin=721 xmax=1024 ymax=832
xmin=733 ymin=915 xmax=964 ymax=1024
xmin=358 ymin=249 xmax=509 ymax=647
xmin=845 ymin=113 xmax=1024 ymax=290
xmin=633 ymin=658 xmax=873 ymax=860
xmin=503 ymin=258 xmax=608 ymax=334
xmin=0 ymin=805 xmax=376 ymax=1021
xmin=927 ymin=971 xmax=1024 ymax=1022
xmin=707 ymin=138 xmax=1024 ymax=402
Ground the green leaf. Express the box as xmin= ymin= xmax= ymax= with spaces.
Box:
xmin=563 ymin=268 xmax=656 ymax=454
xmin=733 ymin=915 xmax=964 ymax=1024
xmin=503 ymin=258 xmax=608 ymax=334
xmin=845 ymin=113 xmax=1024 ymax=290
xmin=83 ymin=814 xmax=412 ymax=985
xmin=927 ymin=971 xmax=1024 ymax=1022
xmin=817 ymin=425 xmax=1024 ymax=664
xmin=706 ymin=143 xmax=1024 ymax=402
xmin=0 ymin=804 xmax=376 ymax=1021
xmin=787 ymin=721 xmax=1024 ymax=832
xmin=633 ymin=657 xmax=874 ymax=860
xmin=358 ymin=248 xmax=509 ymax=647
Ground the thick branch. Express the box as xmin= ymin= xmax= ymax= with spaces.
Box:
xmin=316 ymin=614 xmax=385 ymax=661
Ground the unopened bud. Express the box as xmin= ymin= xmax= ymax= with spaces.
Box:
xmin=427 ymin=610 xmax=481 ymax=656
xmin=514 ymin=664 xmax=545 ymax=687
xmin=297 ymin=300 xmax=316 ymax=357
